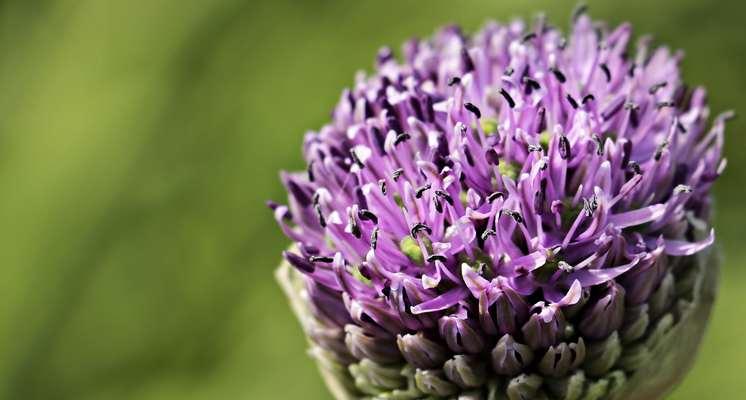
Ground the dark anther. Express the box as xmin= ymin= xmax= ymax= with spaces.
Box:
xmin=582 ymin=94 xmax=595 ymax=105
xmin=624 ymin=102 xmax=639 ymax=111
xmin=600 ymin=63 xmax=611 ymax=82
xmin=447 ymin=76 xmax=462 ymax=86
xmin=528 ymin=144 xmax=543 ymax=153
xmin=654 ymin=140 xmax=669 ymax=161
xmin=464 ymin=102 xmax=482 ymax=119
xmin=592 ymin=134 xmax=604 ymax=155
xmin=433 ymin=195 xmax=443 ymax=213
xmin=550 ymin=67 xmax=567 ymax=84
xmin=349 ymin=210 xmax=362 ymax=239
xmin=504 ymin=67 xmax=515 ymax=76
xmin=523 ymin=77 xmax=541 ymax=94
xmin=394 ymin=133 xmax=411 ymax=146
xmin=628 ymin=161 xmax=642 ymax=175
xmin=674 ymin=184 xmax=692 ymax=195
xmin=371 ymin=227 xmax=379 ymax=250
xmin=621 ymin=140 xmax=632 ymax=169
xmin=649 ymin=81 xmax=668 ymax=95
xmin=463 ymin=146 xmax=475 ymax=166
xmin=315 ymin=204 xmax=327 ymax=228
xmin=435 ymin=190 xmax=454 ymax=205
xmin=573 ymin=4 xmax=588 ymax=21
xmin=427 ymin=254 xmax=447 ymax=263
xmin=481 ymin=229 xmax=497 ymax=241
xmin=415 ymin=183 xmax=432 ymax=199
xmin=487 ymin=191 xmax=505 ymax=202
xmin=350 ymin=149 xmax=364 ymax=168
xmin=312 ymin=192 xmax=320 ymax=206
xmin=461 ymin=48 xmax=475 ymax=73
xmin=582 ymin=196 xmax=598 ymax=217
xmin=307 ymin=161 xmax=315 ymax=182
xmin=559 ymin=135 xmax=571 ymax=160
xmin=358 ymin=209 xmax=379 ymax=224
xmin=566 ymin=94 xmax=579 ymax=109
xmin=310 ymin=256 xmax=334 ymax=263
xmin=656 ymin=101 xmax=675 ymax=110
xmin=410 ymin=223 xmax=433 ymax=238
xmin=379 ymin=179 xmax=388 ymax=195
xmin=392 ymin=168 xmax=404 ymax=181
xmin=522 ymin=32 xmax=537 ymax=43
xmin=502 ymin=209 xmax=524 ymax=224
xmin=499 ymin=88 xmax=516 ymax=108
xmin=677 ymin=121 xmax=687 ymax=134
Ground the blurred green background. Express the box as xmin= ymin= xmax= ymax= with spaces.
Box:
xmin=0 ymin=0 xmax=743 ymax=399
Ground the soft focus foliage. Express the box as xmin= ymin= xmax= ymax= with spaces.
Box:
xmin=0 ymin=1 xmax=743 ymax=399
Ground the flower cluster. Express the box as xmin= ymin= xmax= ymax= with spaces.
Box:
xmin=272 ymin=9 xmax=726 ymax=400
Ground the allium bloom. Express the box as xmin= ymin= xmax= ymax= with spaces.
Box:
xmin=272 ymin=9 xmax=727 ymax=400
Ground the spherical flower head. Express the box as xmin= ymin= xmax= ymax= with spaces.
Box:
xmin=272 ymin=8 xmax=727 ymax=400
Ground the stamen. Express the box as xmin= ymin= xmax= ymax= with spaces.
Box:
xmin=394 ymin=133 xmax=412 ymax=146
xmin=315 ymin=204 xmax=327 ymax=227
xmin=582 ymin=94 xmax=595 ymax=105
xmin=310 ymin=256 xmax=334 ymax=263
xmin=487 ymin=191 xmax=505 ymax=202
xmin=358 ymin=209 xmax=379 ymax=224
xmin=435 ymin=190 xmax=454 ymax=205
xmin=499 ymin=88 xmax=516 ymax=108
xmin=649 ymin=81 xmax=668 ymax=94
xmin=481 ymin=229 xmax=497 ymax=241
xmin=348 ymin=208 xmax=362 ymax=238
xmin=447 ymin=76 xmax=461 ymax=86
xmin=307 ymin=161 xmax=315 ymax=182
xmin=550 ymin=67 xmax=567 ymax=84
xmin=485 ymin=148 xmax=500 ymax=165
xmin=654 ymin=140 xmax=669 ymax=161
xmin=427 ymin=254 xmax=447 ymax=263
xmin=392 ymin=168 xmax=404 ymax=181
xmin=566 ymin=94 xmax=579 ymax=109
xmin=415 ymin=183 xmax=432 ymax=199
xmin=371 ymin=227 xmax=379 ymax=250
xmin=461 ymin=48 xmax=475 ymax=73
xmin=504 ymin=67 xmax=515 ymax=76
xmin=379 ymin=179 xmax=388 ymax=195
xmin=674 ymin=184 xmax=692 ymax=194
xmin=464 ymin=102 xmax=482 ymax=119
xmin=573 ymin=4 xmax=588 ymax=21
xmin=528 ymin=144 xmax=543 ymax=153
xmin=502 ymin=209 xmax=524 ymax=224
xmin=410 ymin=223 xmax=433 ymax=238
xmin=350 ymin=149 xmax=364 ymax=168
xmin=628 ymin=161 xmax=642 ymax=175
xmin=656 ymin=101 xmax=675 ymax=110
xmin=559 ymin=135 xmax=571 ymax=160
xmin=522 ymin=32 xmax=537 ymax=43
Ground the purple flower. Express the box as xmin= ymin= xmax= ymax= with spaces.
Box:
xmin=273 ymin=9 xmax=727 ymax=400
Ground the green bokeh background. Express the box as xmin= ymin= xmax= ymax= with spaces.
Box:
xmin=0 ymin=1 xmax=743 ymax=399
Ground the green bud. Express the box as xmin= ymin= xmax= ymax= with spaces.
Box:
xmin=498 ymin=161 xmax=521 ymax=181
xmin=481 ymin=118 xmax=499 ymax=135
xmin=349 ymin=359 xmax=405 ymax=394
xmin=414 ymin=369 xmax=459 ymax=397
xmin=444 ymin=355 xmax=487 ymax=388
xmin=507 ymin=374 xmax=545 ymax=400
xmin=620 ymin=304 xmax=649 ymax=344
xmin=582 ymin=377 xmax=610 ymax=400
xmin=648 ymin=272 xmax=675 ymax=319
xmin=583 ymin=331 xmax=622 ymax=377
xmin=539 ymin=337 xmax=586 ymax=377
xmin=604 ymin=370 xmax=627 ymax=399
xmin=399 ymin=236 xmax=423 ymax=264
xmin=492 ymin=334 xmax=535 ymax=376
xmin=546 ymin=370 xmax=586 ymax=400
xmin=376 ymin=365 xmax=422 ymax=400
